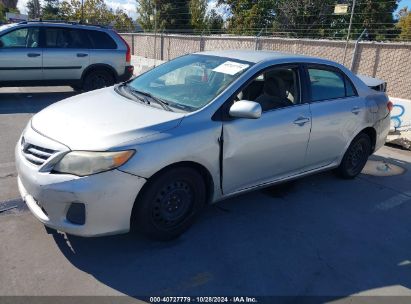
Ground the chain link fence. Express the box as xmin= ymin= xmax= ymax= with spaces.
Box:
xmin=121 ymin=33 xmax=411 ymax=100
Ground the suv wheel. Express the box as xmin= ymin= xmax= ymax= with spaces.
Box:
xmin=132 ymin=167 xmax=206 ymax=241
xmin=336 ymin=133 xmax=371 ymax=179
xmin=83 ymin=70 xmax=115 ymax=91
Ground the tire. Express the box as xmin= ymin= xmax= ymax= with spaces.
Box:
xmin=82 ymin=69 xmax=115 ymax=91
xmin=336 ymin=133 xmax=372 ymax=179
xmin=132 ymin=167 xmax=206 ymax=241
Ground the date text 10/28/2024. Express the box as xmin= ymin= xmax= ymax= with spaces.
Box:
xmin=149 ymin=297 xmax=258 ymax=303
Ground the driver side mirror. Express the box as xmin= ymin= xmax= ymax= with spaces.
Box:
xmin=229 ymin=100 xmax=262 ymax=119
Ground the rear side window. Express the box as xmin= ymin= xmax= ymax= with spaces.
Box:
xmin=308 ymin=68 xmax=346 ymax=101
xmin=345 ymin=77 xmax=357 ymax=97
xmin=45 ymin=28 xmax=90 ymax=49
xmin=87 ymin=30 xmax=117 ymax=49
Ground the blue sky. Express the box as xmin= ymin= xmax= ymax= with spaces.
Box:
xmin=17 ymin=0 xmax=411 ymax=20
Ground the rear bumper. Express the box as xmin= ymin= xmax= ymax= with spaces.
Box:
xmin=16 ymin=141 xmax=146 ymax=237
xmin=118 ymin=65 xmax=134 ymax=82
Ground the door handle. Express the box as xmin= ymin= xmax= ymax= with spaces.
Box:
xmin=293 ymin=117 xmax=310 ymax=126
xmin=351 ymin=106 xmax=361 ymax=115
xmin=27 ymin=53 xmax=41 ymax=57
xmin=77 ymin=53 xmax=88 ymax=57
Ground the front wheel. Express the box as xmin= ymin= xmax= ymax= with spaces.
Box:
xmin=336 ymin=133 xmax=372 ymax=179
xmin=132 ymin=167 xmax=206 ymax=241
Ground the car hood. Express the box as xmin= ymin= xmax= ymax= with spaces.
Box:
xmin=31 ymin=87 xmax=185 ymax=150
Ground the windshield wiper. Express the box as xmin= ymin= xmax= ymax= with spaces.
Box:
xmin=121 ymin=84 xmax=173 ymax=112
xmin=133 ymin=89 xmax=174 ymax=112
xmin=116 ymin=83 xmax=150 ymax=105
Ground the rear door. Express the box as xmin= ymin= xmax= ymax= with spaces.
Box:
xmin=304 ymin=64 xmax=366 ymax=170
xmin=0 ymin=26 xmax=42 ymax=81
xmin=42 ymin=27 xmax=90 ymax=81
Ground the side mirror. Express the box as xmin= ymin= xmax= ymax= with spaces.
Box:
xmin=229 ymin=100 xmax=262 ymax=119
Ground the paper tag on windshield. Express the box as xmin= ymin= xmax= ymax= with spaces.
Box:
xmin=213 ymin=61 xmax=249 ymax=75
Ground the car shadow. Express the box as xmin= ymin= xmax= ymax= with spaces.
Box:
xmin=0 ymin=87 xmax=78 ymax=114
xmin=51 ymin=156 xmax=411 ymax=300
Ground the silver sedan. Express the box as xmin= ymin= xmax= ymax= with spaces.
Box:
xmin=15 ymin=50 xmax=391 ymax=240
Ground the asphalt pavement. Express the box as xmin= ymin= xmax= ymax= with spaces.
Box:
xmin=1 ymin=87 xmax=411 ymax=302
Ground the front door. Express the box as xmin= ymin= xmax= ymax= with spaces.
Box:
xmin=42 ymin=27 xmax=90 ymax=81
xmin=0 ymin=26 xmax=42 ymax=82
xmin=222 ymin=65 xmax=311 ymax=194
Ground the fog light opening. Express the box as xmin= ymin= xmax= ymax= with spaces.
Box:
xmin=66 ymin=203 xmax=86 ymax=225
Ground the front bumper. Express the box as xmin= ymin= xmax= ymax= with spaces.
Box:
xmin=15 ymin=134 xmax=146 ymax=237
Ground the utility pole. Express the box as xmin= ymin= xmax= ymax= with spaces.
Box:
xmin=342 ymin=0 xmax=356 ymax=65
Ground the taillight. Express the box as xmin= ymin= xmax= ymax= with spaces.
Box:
xmin=387 ymin=101 xmax=394 ymax=112
xmin=115 ymin=32 xmax=131 ymax=63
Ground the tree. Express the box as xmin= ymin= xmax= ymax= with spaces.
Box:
xmin=272 ymin=0 xmax=335 ymax=38
xmin=136 ymin=0 xmax=192 ymax=32
xmin=27 ymin=0 xmax=41 ymax=19
xmin=328 ymin=0 xmax=400 ymax=40
xmin=42 ymin=0 xmax=60 ymax=20
xmin=217 ymin=0 xmax=276 ymax=35
xmin=136 ymin=0 xmax=156 ymax=30
xmin=206 ymin=9 xmax=224 ymax=33
xmin=59 ymin=0 xmax=134 ymax=32
xmin=397 ymin=7 xmax=411 ymax=41
xmin=189 ymin=0 xmax=207 ymax=33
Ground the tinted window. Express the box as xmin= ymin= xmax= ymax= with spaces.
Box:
xmin=87 ymin=30 xmax=117 ymax=49
xmin=308 ymin=68 xmax=346 ymax=101
xmin=0 ymin=27 xmax=40 ymax=48
xmin=345 ymin=77 xmax=357 ymax=97
xmin=45 ymin=28 xmax=90 ymax=48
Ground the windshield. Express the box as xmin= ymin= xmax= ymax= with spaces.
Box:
xmin=127 ymin=54 xmax=253 ymax=111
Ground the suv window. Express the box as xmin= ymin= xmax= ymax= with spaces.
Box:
xmin=87 ymin=30 xmax=117 ymax=49
xmin=308 ymin=68 xmax=346 ymax=101
xmin=45 ymin=28 xmax=90 ymax=48
xmin=0 ymin=27 xmax=40 ymax=48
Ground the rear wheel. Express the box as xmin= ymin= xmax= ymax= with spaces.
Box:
xmin=83 ymin=70 xmax=115 ymax=91
xmin=336 ymin=133 xmax=372 ymax=179
xmin=132 ymin=167 xmax=206 ymax=241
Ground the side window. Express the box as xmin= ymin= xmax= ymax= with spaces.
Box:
xmin=87 ymin=31 xmax=117 ymax=49
xmin=308 ymin=68 xmax=346 ymax=101
xmin=45 ymin=28 xmax=90 ymax=49
xmin=345 ymin=77 xmax=357 ymax=97
xmin=237 ymin=67 xmax=300 ymax=112
xmin=0 ymin=27 xmax=39 ymax=48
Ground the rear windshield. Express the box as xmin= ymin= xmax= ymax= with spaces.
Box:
xmin=87 ymin=30 xmax=117 ymax=49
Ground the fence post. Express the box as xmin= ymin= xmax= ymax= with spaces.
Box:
xmin=255 ymin=29 xmax=264 ymax=50
xmin=131 ymin=34 xmax=135 ymax=55
xmin=200 ymin=30 xmax=205 ymax=52
xmin=160 ymin=32 xmax=164 ymax=61
xmin=350 ymin=29 xmax=367 ymax=71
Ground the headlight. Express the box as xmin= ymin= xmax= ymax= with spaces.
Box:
xmin=53 ymin=150 xmax=135 ymax=176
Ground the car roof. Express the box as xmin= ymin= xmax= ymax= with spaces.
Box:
xmin=197 ymin=50 xmax=316 ymax=64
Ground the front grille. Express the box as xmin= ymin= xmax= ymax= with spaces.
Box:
xmin=22 ymin=138 xmax=57 ymax=166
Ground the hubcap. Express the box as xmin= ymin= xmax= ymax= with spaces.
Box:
xmin=152 ymin=181 xmax=193 ymax=229
xmin=347 ymin=141 xmax=367 ymax=174
xmin=91 ymin=75 xmax=107 ymax=89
